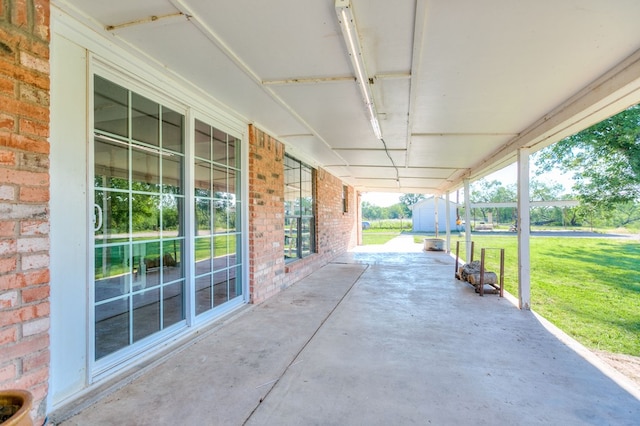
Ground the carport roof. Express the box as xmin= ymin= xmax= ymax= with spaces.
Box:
xmin=54 ymin=0 xmax=640 ymax=194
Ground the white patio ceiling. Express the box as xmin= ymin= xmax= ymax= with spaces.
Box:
xmin=54 ymin=0 xmax=640 ymax=195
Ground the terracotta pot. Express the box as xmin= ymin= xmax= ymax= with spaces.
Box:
xmin=0 ymin=390 xmax=32 ymax=426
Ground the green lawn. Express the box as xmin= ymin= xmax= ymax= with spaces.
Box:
xmin=452 ymin=235 xmax=640 ymax=356
xmin=362 ymin=230 xmax=401 ymax=245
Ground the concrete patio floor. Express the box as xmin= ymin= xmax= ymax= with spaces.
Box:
xmin=55 ymin=236 xmax=640 ymax=425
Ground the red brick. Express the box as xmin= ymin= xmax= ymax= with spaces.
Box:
xmin=19 ymin=186 xmax=49 ymax=202
xmin=0 ymin=363 xmax=17 ymax=383
xmin=0 ymin=168 xmax=48 ymax=186
xmin=0 ymin=114 xmax=15 ymax=132
xmin=20 ymin=269 xmax=49 ymax=286
xmin=0 ymin=301 xmax=49 ymax=327
xmin=0 ymin=132 xmax=49 ymax=154
xmin=0 ymin=333 xmax=48 ymax=361
xmin=0 ymin=59 xmax=49 ymax=91
xmin=20 ymin=220 xmax=47 ymax=236
xmin=34 ymin=0 xmax=50 ymax=41
xmin=12 ymin=362 xmax=49 ymax=390
xmin=11 ymin=0 xmax=28 ymax=28
xmin=0 ymin=76 xmax=15 ymax=96
xmin=0 ymin=273 xmax=18 ymax=290
xmin=0 ymin=326 xmax=18 ymax=345
xmin=19 ymin=117 xmax=48 ymax=137
xmin=19 ymin=83 xmax=50 ymax=107
xmin=21 ymin=284 xmax=49 ymax=303
xmin=0 ymin=221 xmax=17 ymax=237
xmin=0 ymin=256 xmax=17 ymax=273
xmin=0 ymin=148 xmax=16 ymax=165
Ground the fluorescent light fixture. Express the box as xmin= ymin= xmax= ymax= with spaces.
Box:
xmin=335 ymin=0 xmax=382 ymax=140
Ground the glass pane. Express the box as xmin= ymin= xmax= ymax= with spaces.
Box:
xmin=228 ymin=233 xmax=239 ymax=267
xmin=213 ymin=269 xmax=229 ymax=306
xmin=232 ymin=264 xmax=242 ymax=298
xmin=195 ymin=237 xmax=212 ymax=275
xmin=94 ymin=137 xmax=128 ymax=189
xmin=161 ymin=194 xmax=182 ymax=238
xmin=133 ymin=288 xmax=160 ymax=342
xmin=95 ymin=297 xmax=130 ymax=359
xmin=195 ymin=275 xmax=212 ymax=315
xmin=163 ymin=156 xmax=182 ymax=195
xmin=228 ymin=137 xmax=238 ymax=169
xmin=162 ymin=107 xmax=184 ymax=154
xmin=284 ymin=217 xmax=298 ymax=260
xmin=214 ymin=235 xmax=229 ymax=269
xmin=132 ymin=146 xmax=160 ymax=192
xmin=132 ymin=93 xmax=159 ymax=146
xmin=163 ymin=281 xmax=184 ymax=328
xmin=194 ymin=161 xmax=211 ymax=197
xmin=95 ymin=190 xmax=129 ymax=244
xmin=195 ymin=198 xmax=212 ymax=235
xmin=94 ymin=245 xmax=130 ymax=302
xmin=227 ymin=168 xmax=236 ymax=197
xmin=133 ymin=241 xmax=161 ymax=290
xmin=212 ymin=128 xmax=227 ymax=165
xmin=226 ymin=199 xmax=237 ymax=233
xmin=162 ymin=239 xmax=184 ymax=284
xmin=302 ymin=218 xmax=313 ymax=257
xmin=194 ymin=120 xmax=211 ymax=160
xmin=213 ymin=165 xmax=226 ymax=194
xmin=213 ymin=198 xmax=227 ymax=233
xmin=94 ymin=76 xmax=128 ymax=137
xmin=131 ymin=194 xmax=160 ymax=241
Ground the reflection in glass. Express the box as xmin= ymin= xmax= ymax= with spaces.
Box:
xmin=162 ymin=106 xmax=183 ymax=153
xmin=94 ymin=76 xmax=128 ymax=137
xmin=95 ymin=245 xmax=130 ymax=302
xmin=131 ymin=194 xmax=160 ymax=240
xmin=95 ymin=297 xmax=130 ymax=359
xmin=195 ymin=275 xmax=212 ymax=315
xmin=195 ymin=199 xmax=212 ymax=234
xmin=132 ymin=242 xmax=161 ymax=289
xmin=132 ymin=146 xmax=160 ymax=192
xmin=213 ymin=269 xmax=229 ymax=306
xmin=133 ymin=288 xmax=160 ymax=342
xmin=95 ymin=137 xmax=129 ymax=189
xmin=163 ymin=156 xmax=183 ymax=195
xmin=95 ymin=190 xmax=129 ymax=244
xmin=162 ymin=194 xmax=182 ymax=237
xmin=163 ymin=281 xmax=184 ymax=327
xmin=212 ymin=128 xmax=227 ymax=165
xmin=195 ymin=236 xmax=212 ymax=275
xmin=132 ymin=93 xmax=159 ymax=146
xmin=228 ymin=137 xmax=238 ymax=169
xmin=162 ymin=239 xmax=184 ymax=284
xmin=194 ymin=161 xmax=212 ymax=197
xmin=194 ymin=119 xmax=211 ymax=160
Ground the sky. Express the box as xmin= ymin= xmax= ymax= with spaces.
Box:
xmin=361 ymin=162 xmax=573 ymax=207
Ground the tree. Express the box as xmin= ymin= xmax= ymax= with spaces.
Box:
xmin=399 ymin=193 xmax=425 ymax=218
xmin=535 ymin=104 xmax=640 ymax=209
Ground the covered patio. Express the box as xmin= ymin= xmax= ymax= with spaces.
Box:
xmin=53 ymin=238 xmax=640 ymax=425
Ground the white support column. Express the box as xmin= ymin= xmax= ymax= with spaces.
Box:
xmin=434 ymin=195 xmax=439 ymax=238
xmin=517 ymin=148 xmax=531 ymax=310
xmin=463 ymin=179 xmax=472 ymax=260
xmin=445 ymin=191 xmax=451 ymax=253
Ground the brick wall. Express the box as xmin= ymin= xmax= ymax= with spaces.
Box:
xmin=0 ymin=0 xmax=51 ymax=423
xmin=248 ymin=125 xmax=357 ymax=304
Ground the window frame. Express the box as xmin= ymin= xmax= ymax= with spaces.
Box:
xmin=284 ymin=154 xmax=316 ymax=262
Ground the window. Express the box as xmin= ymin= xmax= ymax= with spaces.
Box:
xmin=93 ymin=76 xmax=186 ymax=360
xmin=342 ymin=185 xmax=349 ymax=213
xmin=92 ymin=75 xmax=244 ymax=365
xmin=284 ymin=155 xmax=315 ymax=261
xmin=193 ymin=119 xmax=243 ymax=315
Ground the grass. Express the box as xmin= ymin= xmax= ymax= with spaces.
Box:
xmin=362 ymin=230 xmax=401 ymax=245
xmin=450 ymin=235 xmax=640 ymax=356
